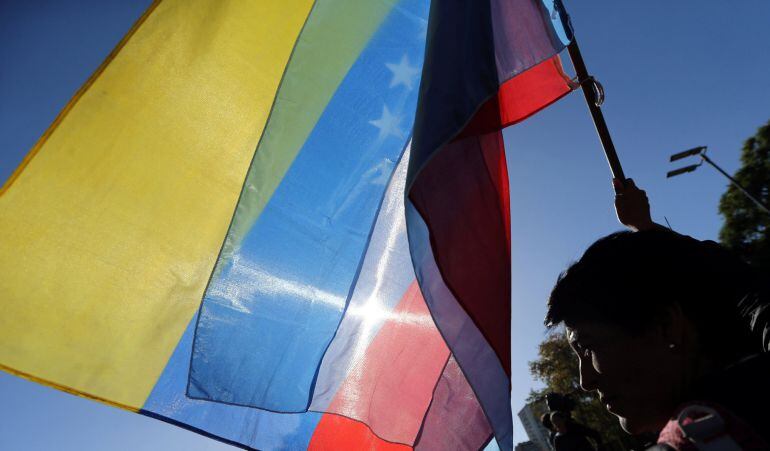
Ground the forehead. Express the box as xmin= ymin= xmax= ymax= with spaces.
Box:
xmin=565 ymin=322 xmax=624 ymax=344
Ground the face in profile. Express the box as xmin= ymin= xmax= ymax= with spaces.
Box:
xmin=550 ymin=413 xmax=568 ymax=433
xmin=565 ymin=320 xmax=688 ymax=434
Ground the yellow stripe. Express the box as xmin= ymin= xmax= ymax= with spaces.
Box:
xmin=0 ymin=363 xmax=138 ymax=412
xmin=0 ymin=0 xmax=314 ymax=408
xmin=0 ymin=1 xmax=162 ymax=196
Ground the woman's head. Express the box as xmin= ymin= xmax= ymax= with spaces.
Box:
xmin=545 ymin=230 xmax=760 ymax=434
xmin=549 ymin=411 xmax=568 ymax=433
xmin=540 ymin=412 xmax=554 ymax=431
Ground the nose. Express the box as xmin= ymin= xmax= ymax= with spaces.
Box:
xmin=578 ymin=355 xmax=599 ymax=392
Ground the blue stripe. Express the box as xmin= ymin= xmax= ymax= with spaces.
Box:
xmin=549 ymin=0 xmax=575 ymax=45
xmin=143 ymin=316 xmax=322 ymax=450
xmin=189 ymin=0 xmax=429 ymax=412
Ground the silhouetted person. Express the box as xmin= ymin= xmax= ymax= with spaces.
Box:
xmin=544 ymin=179 xmax=770 ymax=448
xmin=541 ymin=412 xmax=556 ymax=449
xmin=542 ymin=393 xmax=602 ymax=450
xmin=550 ymin=411 xmax=598 ymax=451
xmin=545 ymin=392 xmax=576 ymax=414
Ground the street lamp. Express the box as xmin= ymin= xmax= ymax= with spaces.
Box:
xmin=667 ymin=146 xmax=770 ymax=215
xmin=669 ymin=146 xmax=707 ymax=163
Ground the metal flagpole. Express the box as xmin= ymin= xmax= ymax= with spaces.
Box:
xmin=700 ymin=154 xmax=770 ymax=215
xmin=567 ymin=40 xmax=627 ymax=184
xmin=667 ymin=146 xmax=770 ymax=215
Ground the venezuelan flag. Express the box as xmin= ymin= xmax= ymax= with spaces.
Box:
xmin=1 ymin=0 xmax=575 ymax=449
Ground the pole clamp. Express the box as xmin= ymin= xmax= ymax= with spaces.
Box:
xmin=575 ymin=75 xmax=605 ymax=107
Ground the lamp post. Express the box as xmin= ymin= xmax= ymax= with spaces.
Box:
xmin=667 ymin=146 xmax=770 ymax=215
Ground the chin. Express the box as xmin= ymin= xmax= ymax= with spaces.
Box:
xmin=617 ymin=415 xmax=661 ymax=436
xmin=618 ymin=416 xmax=637 ymax=434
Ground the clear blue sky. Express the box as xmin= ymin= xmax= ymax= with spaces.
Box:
xmin=1 ymin=1 xmax=768 ymax=450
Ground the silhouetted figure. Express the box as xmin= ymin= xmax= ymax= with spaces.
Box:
xmin=541 ymin=412 xmax=556 ymax=449
xmin=549 ymin=411 xmax=598 ymax=451
xmin=545 ymin=392 xmax=576 ymax=414
xmin=545 ymin=226 xmax=770 ymax=448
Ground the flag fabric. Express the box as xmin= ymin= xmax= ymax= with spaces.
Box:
xmin=405 ymin=0 xmax=574 ymax=446
xmin=0 ymin=1 xmax=574 ymax=450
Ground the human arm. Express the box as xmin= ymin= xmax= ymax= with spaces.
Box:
xmin=613 ymin=178 xmax=669 ymax=232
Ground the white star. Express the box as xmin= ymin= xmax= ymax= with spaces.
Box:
xmin=415 ymin=18 xmax=428 ymax=41
xmin=385 ymin=55 xmax=420 ymax=90
xmin=369 ymin=105 xmax=404 ymax=140
xmin=364 ymin=159 xmax=394 ymax=186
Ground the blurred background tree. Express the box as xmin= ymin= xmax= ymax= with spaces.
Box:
xmin=719 ymin=120 xmax=770 ymax=272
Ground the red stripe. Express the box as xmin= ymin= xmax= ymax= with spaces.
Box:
xmin=409 ymin=132 xmax=512 ymax=372
xmin=409 ymin=55 xmax=573 ymax=374
xmin=481 ymin=136 xmax=511 ymax=255
xmin=309 ymin=415 xmax=412 ymax=451
xmin=414 ymin=355 xmax=493 ymax=450
xmin=461 ymin=55 xmax=574 ymax=137
xmin=309 ymin=282 xmax=449 ymax=447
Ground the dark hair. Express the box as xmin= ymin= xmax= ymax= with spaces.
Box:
xmin=545 ymin=230 xmax=762 ymax=362
xmin=545 ymin=392 xmax=574 ymax=413
xmin=541 ymin=413 xmax=553 ymax=430
xmin=549 ymin=411 xmax=568 ymax=423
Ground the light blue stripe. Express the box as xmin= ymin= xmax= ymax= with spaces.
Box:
xmin=544 ymin=0 xmax=573 ymax=45
xmin=143 ymin=315 xmax=322 ymax=450
xmin=189 ymin=0 xmax=429 ymax=412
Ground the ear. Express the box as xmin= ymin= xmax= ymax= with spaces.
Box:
xmin=657 ymin=303 xmax=696 ymax=354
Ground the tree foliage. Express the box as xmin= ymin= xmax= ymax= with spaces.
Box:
xmin=718 ymin=120 xmax=770 ymax=272
xmin=527 ymin=329 xmax=635 ymax=449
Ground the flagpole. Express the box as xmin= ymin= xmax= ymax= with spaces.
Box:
xmin=567 ymin=40 xmax=627 ymax=184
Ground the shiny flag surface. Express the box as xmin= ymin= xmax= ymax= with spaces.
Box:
xmin=0 ymin=1 xmax=574 ymax=450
